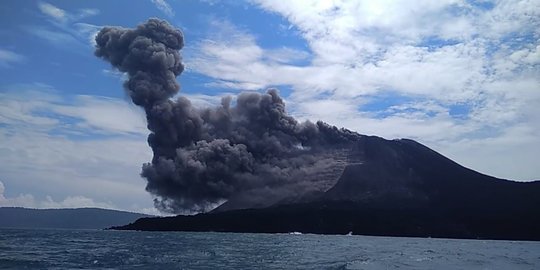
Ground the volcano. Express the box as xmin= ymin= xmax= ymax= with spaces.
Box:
xmin=113 ymin=135 xmax=540 ymax=241
xmin=93 ymin=18 xmax=539 ymax=240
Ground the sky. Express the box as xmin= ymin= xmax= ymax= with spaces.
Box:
xmin=0 ymin=0 xmax=539 ymax=214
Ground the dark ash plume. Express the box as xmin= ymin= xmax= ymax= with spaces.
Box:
xmin=95 ymin=18 xmax=360 ymax=213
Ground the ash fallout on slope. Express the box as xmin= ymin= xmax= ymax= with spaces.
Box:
xmin=95 ymin=18 xmax=360 ymax=213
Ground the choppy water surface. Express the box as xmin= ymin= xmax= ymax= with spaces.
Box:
xmin=0 ymin=229 xmax=538 ymax=269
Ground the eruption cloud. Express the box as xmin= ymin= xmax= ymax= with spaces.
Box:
xmin=95 ymin=19 xmax=360 ymax=213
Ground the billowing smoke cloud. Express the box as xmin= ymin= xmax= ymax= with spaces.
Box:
xmin=95 ymin=18 xmax=359 ymax=213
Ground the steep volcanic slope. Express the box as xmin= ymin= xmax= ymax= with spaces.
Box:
xmin=115 ymin=136 xmax=540 ymax=240
xmin=324 ymin=136 xmax=540 ymax=210
xmin=213 ymin=147 xmax=351 ymax=212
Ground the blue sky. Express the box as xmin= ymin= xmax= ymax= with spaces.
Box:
xmin=0 ymin=0 xmax=539 ymax=214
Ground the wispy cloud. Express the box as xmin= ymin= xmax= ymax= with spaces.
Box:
xmin=0 ymin=87 xmax=147 ymax=136
xmin=37 ymin=1 xmax=67 ymax=22
xmin=74 ymin=23 xmax=102 ymax=46
xmin=151 ymin=0 xmax=174 ymax=17
xmin=0 ymin=49 xmax=25 ymax=68
xmin=31 ymin=2 xmax=101 ymax=51
xmin=51 ymin=95 xmax=148 ymax=136
xmin=25 ymin=26 xmax=84 ymax=49
xmin=38 ymin=1 xmax=99 ymax=23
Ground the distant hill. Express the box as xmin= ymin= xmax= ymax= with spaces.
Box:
xmin=0 ymin=207 xmax=152 ymax=229
xmin=114 ymin=136 xmax=540 ymax=241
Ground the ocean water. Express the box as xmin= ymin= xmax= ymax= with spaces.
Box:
xmin=0 ymin=229 xmax=538 ymax=269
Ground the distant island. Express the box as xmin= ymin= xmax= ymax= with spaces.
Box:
xmin=113 ymin=136 xmax=540 ymax=241
xmin=0 ymin=207 xmax=152 ymax=230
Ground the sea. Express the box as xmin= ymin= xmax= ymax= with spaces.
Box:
xmin=0 ymin=229 xmax=538 ymax=269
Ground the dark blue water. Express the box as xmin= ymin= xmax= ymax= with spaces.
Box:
xmin=0 ymin=229 xmax=539 ymax=269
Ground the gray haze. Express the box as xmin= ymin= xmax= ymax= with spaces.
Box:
xmin=95 ymin=18 xmax=359 ymax=213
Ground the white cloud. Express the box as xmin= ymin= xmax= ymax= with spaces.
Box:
xmin=187 ymin=19 xmax=313 ymax=91
xmin=0 ymin=180 xmax=36 ymax=208
xmin=151 ymin=0 xmax=174 ymax=17
xmin=0 ymin=85 xmax=159 ymax=212
xmin=0 ymin=180 xmax=115 ymax=209
xmin=78 ymin=8 xmax=100 ymax=19
xmin=38 ymin=1 xmax=99 ymax=23
xmin=0 ymin=86 xmax=61 ymax=129
xmin=180 ymin=93 xmax=230 ymax=108
xmin=0 ymin=49 xmax=25 ymax=68
xmin=41 ymin=195 xmax=114 ymax=209
xmin=38 ymin=2 xmax=67 ymax=22
xmin=32 ymin=2 xmax=101 ymax=50
xmin=186 ymin=1 xmax=540 ymax=180
xmin=0 ymin=179 xmax=164 ymax=214
xmin=102 ymin=69 xmax=128 ymax=81
xmin=430 ymin=123 xmax=539 ymax=181
xmin=74 ymin=23 xmax=102 ymax=46
xmin=25 ymin=26 xmax=84 ymax=49
xmin=0 ymin=89 xmax=147 ymax=136
xmin=265 ymin=47 xmax=310 ymax=64
xmin=0 ymin=128 xmax=152 ymax=202
xmin=51 ymin=95 xmax=148 ymax=136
